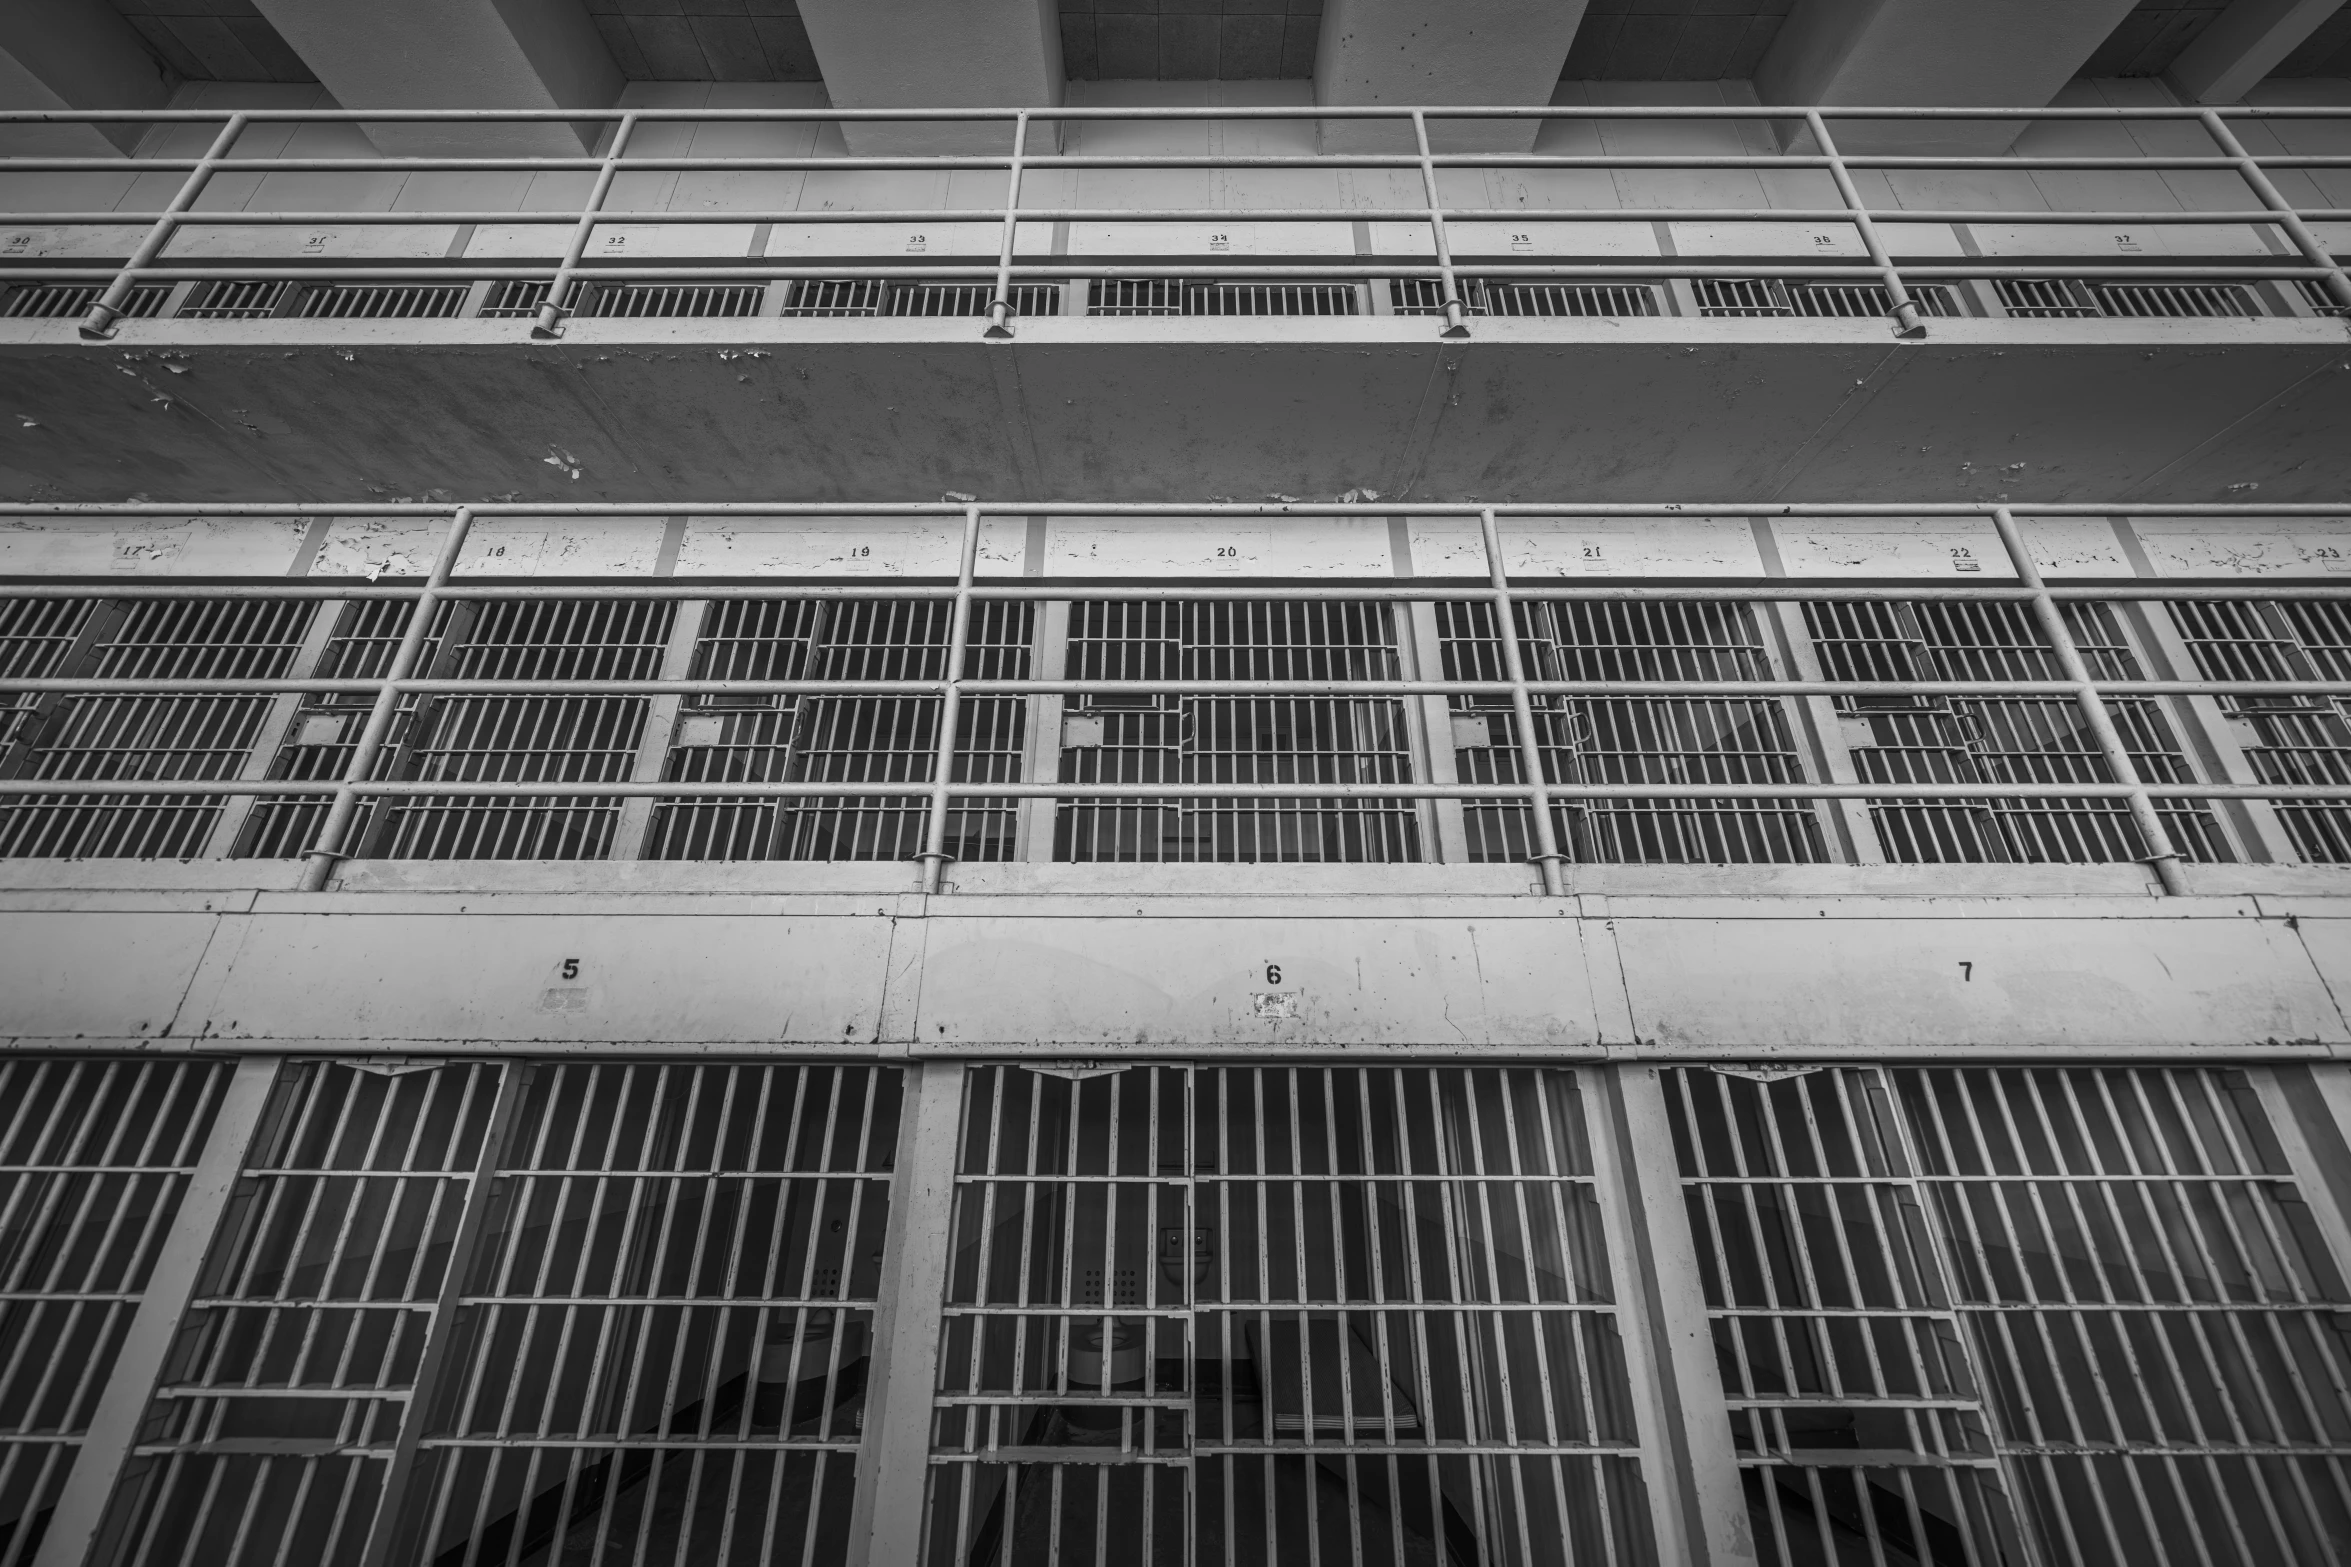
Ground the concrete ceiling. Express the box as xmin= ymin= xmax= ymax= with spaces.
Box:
xmin=2280 ymin=5 xmax=2351 ymax=74
xmin=584 ymin=1 xmax=821 ymax=83
xmin=109 ymin=0 xmax=313 ymax=84
xmin=2084 ymin=0 xmax=2351 ymax=78
xmin=1561 ymin=0 xmax=1792 ymax=82
xmin=1059 ymin=1 xmax=1323 ymax=82
xmin=91 ymin=0 xmax=2351 ymax=93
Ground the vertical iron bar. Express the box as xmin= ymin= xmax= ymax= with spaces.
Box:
xmin=534 ymin=113 xmax=640 ymax=337
xmin=986 ymin=111 xmax=1030 ymax=339
xmin=1409 ymin=110 xmax=1471 ymax=339
xmin=1477 ymin=508 xmax=1566 ymax=895
xmin=919 ymin=506 xmax=983 ymax=894
xmin=1987 ymin=506 xmax=2187 ymax=894
xmin=295 ymin=507 xmax=475 ymax=890
xmin=2199 ymin=108 xmax=2351 ymax=315
xmin=31 ymin=1056 xmax=280 ymax=1567
xmin=78 ymin=112 xmax=247 ymax=340
xmin=1805 ymin=109 xmax=1925 ymax=339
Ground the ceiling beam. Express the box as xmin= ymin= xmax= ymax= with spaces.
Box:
xmin=797 ymin=0 xmax=1062 ymax=155
xmin=1315 ymin=0 xmax=1591 ymax=153
xmin=1757 ymin=0 xmax=2142 ymax=153
xmin=0 ymin=0 xmax=173 ymax=156
xmin=252 ymin=0 xmax=621 ymax=155
xmin=2167 ymin=0 xmax=2346 ymax=104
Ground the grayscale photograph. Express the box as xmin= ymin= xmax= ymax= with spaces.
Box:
xmin=3 ymin=1 xmax=2351 ymax=1564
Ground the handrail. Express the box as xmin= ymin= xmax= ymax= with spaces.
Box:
xmin=2 ymin=102 xmax=2345 ymax=341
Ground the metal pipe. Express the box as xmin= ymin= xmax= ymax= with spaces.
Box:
xmin=7 ymin=102 xmax=2348 ymax=121
xmin=6 ymin=261 xmax=2336 ymax=285
xmin=17 ymin=676 xmax=2351 ymax=700
xmin=0 ymin=777 xmax=2333 ymax=801
xmin=1479 ymin=508 xmax=1567 ymax=893
xmin=16 ymin=150 xmax=2351 ymax=173
xmin=1988 ymin=504 xmax=2188 ymax=895
xmin=1805 ymin=109 xmax=1925 ymax=339
xmin=77 ymin=111 xmax=246 ymax=339
xmin=22 ymin=578 xmax=2351 ymax=605
xmin=2198 ymin=107 xmax=2351 ymax=316
xmin=1410 ymin=110 xmax=1470 ymax=338
xmin=987 ymin=111 xmax=1029 ymax=339
xmin=293 ymin=507 xmax=475 ymax=891
xmin=6 ymin=203 xmax=2338 ymax=224
xmin=7 ymin=499 xmax=2350 ymax=517
xmin=533 ymin=113 xmax=638 ymax=337
xmin=917 ymin=506 xmax=982 ymax=892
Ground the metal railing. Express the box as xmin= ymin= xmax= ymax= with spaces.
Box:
xmin=11 ymin=502 xmax=2351 ymax=895
xmin=0 ymin=104 xmax=2346 ymax=340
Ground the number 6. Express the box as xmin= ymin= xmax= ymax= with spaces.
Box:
xmin=1265 ymin=963 xmax=1281 ymax=986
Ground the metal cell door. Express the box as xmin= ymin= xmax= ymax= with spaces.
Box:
xmin=924 ymin=1064 xmax=1657 ymax=1567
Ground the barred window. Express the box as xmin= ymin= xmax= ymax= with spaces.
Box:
xmin=778 ymin=280 xmax=1061 ymax=318
xmin=1054 ymin=600 xmax=1420 ymax=864
xmin=1694 ymin=280 xmax=1960 ymax=319
xmin=928 ymin=1064 xmax=1652 ymax=1567
xmin=2170 ymin=599 xmax=2351 ymax=862
xmin=1439 ymin=599 xmax=1825 ymax=865
xmin=1392 ymin=279 xmax=1663 ymax=317
xmin=241 ymin=598 xmax=673 ymax=862
xmin=649 ymin=598 xmax=1032 ymax=863
xmin=1089 ymin=280 xmax=1360 ymax=317
xmin=1804 ymin=599 xmax=2229 ymax=865
xmin=1666 ymin=1065 xmax=2351 ymax=1567
xmin=100 ymin=1060 xmax=901 ymax=1567
xmin=0 ymin=1058 xmax=231 ymax=1567
xmin=0 ymin=597 xmax=313 ymax=859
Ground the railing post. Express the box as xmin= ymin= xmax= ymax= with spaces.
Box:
xmin=986 ymin=110 xmax=1029 ymax=340
xmin=78 ymin=112 xmax=247 ymax=340
xmin=1478 ymin=508 xmax=1567 ymax=895
xmin=1987 ymin=505 xmax=2188 ymax=895
xmin=1806 ymin=109 xmax=1926 ymax=340
xmin=1410 ymin=109 xmax=1471 ymax=340
xmin=296 ymin=506 xmax=476 ymax=891
xmin=2198 ymin=107 xmax=2351 ymax=316
xmin=917 ymin=505 xmax=983 ymax=894
xmin=534 ymin=112 xmax=638 ymax=338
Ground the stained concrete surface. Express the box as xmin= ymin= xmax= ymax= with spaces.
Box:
xmin=1 ymin=317 xmax=2346 ymax=505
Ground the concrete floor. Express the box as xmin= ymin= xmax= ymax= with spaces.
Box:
xmin=3 ymin=315 xmax=2348 ymax=505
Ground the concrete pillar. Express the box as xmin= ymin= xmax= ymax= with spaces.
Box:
xmin=1756 ymin=0 xmax=2143 ymax=154
xmin=1314 ymin=0 xmax=1590 ymax=154
xmin=2167 ymin=0 xmax=2345 ymax=104
xmin=253 ymin=0 xmax=622 ymax=156
xmin=797 ymin=0 xmax=1062 ymax=155
xmin=0 ymin=0 xmax=174 ymax=156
